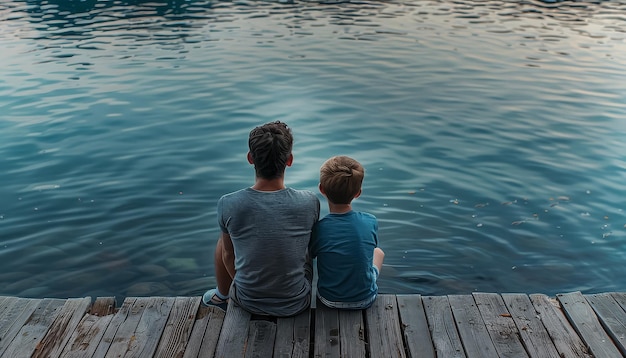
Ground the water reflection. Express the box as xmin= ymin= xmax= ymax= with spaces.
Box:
xmin=2 ymin=0 xmax=624 ymax=48
xmin=0 ymin=0 xmax=625 ymax=300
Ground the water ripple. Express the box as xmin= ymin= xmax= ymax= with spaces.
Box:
xmin=1 ymin=0 xmax=625 ymax=300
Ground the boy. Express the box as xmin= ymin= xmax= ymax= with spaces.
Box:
xmin=203 ymin=121 xmax=320 ymax=316
xmin=310 ymin=155 xmax=384 ymax=309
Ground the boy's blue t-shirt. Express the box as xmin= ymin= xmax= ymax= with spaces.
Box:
xmin=310 ymin=210 xmax=379 ymax=303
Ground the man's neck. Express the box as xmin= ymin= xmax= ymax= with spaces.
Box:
xmin=251 ymin=177 xmax=286 ymax=192
xmin=328 ymin=202 xmax=352 ymax=214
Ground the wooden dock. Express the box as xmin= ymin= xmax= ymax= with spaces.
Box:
xmin=1 ymin=292 xmax=625 ymax=357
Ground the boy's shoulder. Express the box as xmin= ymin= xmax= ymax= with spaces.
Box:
xmin=354 ymin=210 xmax=376 ymax=220
xmin=319 ymin=210 xmax=376 ymax=223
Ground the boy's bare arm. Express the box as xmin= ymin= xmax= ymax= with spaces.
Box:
xmin=221 ymin=232 xmax=236 ymax=278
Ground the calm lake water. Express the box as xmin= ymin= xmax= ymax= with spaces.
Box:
xmin=1 ymin=0 xmax=625 ymax=302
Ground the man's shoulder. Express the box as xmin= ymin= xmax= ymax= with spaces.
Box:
xmin=285 ymin=188 xmax=320 ymax=213
xmin=219 ymin=188 xmax=250 ymax=201
xmin=286 ymin=187 xmax=318 ymax=199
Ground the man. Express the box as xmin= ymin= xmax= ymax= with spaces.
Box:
xmin=203 ymin=121 xmax=320 ymax=316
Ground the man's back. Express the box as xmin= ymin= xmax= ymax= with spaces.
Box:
xmin=218 ymin=187 xmax=320 ymax=316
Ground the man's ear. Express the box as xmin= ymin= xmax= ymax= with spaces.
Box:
xmin=286 ymin=153 xmax=293 ymax=167
xmin=354 ymin=188 xmax=362 ymax=199
xmin=247 ymin=152 xmax=254 ymax=164
xmin=318 ymin=183 xmax=325 ymax=195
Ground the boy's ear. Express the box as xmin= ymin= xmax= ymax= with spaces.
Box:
xmin=247 ymin=152 xmax=254 ymax=164
xmin=354 ymin=188 xmax=362 ymax=199
xmin=318 ymin=183 xmax=325 ymax=195
xmin=286 ymin=153 xmax=293 ymax=167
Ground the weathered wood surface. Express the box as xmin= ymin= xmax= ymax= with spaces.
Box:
xmin=473 ymin=292 xmax=528 ymax=357
xmin=397 ymin=294 xmax=435 ymax=358
xmin=0 ymin=292 xmax=625 ymax=357
xmin=448 ymin=294 xmax=498 ymax=358
xmin=557 ymin=291 xmax=623 ymax=358
xmin=501 ymin=293 xmax=561 ymax=358
xmin=423 ymin=295 xmax=466 ymax=357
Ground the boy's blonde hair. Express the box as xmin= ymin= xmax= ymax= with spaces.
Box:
xmin=319 ymin=156 xmax=364 ymax=205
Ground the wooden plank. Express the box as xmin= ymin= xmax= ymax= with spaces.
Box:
xmin=123 ymin=296 xmax=176 ymax=357
xmin=0 ymin=297 xmax=40 ymax=356
xmin=274 ymin=309 xmax=310 ymax=358
xmin=501 ymin=293 xmax=561 ymax=358
xmin=245 ymin=319 xmax=277 ymax=358
xmin=448 ymin=294 xmax=498 ymax=358
xmin=182 ymin=305 xmax=226 ymax=358
xmin=31 ymin=297 xmax=92 ymax=358
xmin=98 ymin=297 xmax=151 ymax=358
xmin=59 ymin=301 xmax=116 ymax=358
xmin=313 ymin=301 xmax=340 ymax=358
xmin=397 ymin=294 xmax=435 ymax=358
xmin=214 ymin=299 xmax=252 ymax=358
xmin=529 ymin=294 xmax=592 ymax=358
xmin=1 ymin=298 xmax=65 ymax=358
xmin=422 ymin=295 xmax=466 ymax=357
xmin=365 ymin=294 xmax=406 ymax=358
xmin=585 ymin=293 xmax=626 ymax=355
xmin=89 ymin=297 xmax=116 ymax=316
xmin=612 ymin=292 xmax=626 ymax=312
xmin=338 ymin=310 xmax=366 ymax=358
xmin=558 ymin=292 xmax=622 ymax=358
xmin=473 ymin=293 xmax=528 ymax=357
xmin=0 ymin=296 xmax=15 ymax=317
xmin=0 ymin=296 xmax=21 ymax=327
xmin=91 ymin=297 xmax=139 ymax=358
xmin=153 ymin=296 xmax=201 ymax=358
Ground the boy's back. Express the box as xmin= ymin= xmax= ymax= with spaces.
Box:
xmin=311 ymin=210 xmax=379 ymax=303
xmin=310 ymin=155 xmax=384 ymax=309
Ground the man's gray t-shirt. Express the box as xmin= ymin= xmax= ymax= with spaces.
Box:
xmin=218 ymin=187 xmax=320 ymax=316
